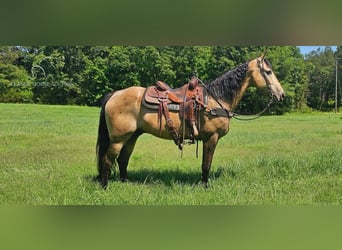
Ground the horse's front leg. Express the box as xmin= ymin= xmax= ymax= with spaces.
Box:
xmin=201 ymin=134 xmax=219 ymax=186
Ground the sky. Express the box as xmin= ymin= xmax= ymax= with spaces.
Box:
xmin=297 ymin=46 xmax=337 ymax=55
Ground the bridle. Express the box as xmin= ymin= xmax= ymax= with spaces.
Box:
xmin=229 ymin=57 xmax=275 ymax=120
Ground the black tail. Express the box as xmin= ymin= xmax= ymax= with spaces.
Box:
xmin=96 ymin=92 xmax=113 ymax=177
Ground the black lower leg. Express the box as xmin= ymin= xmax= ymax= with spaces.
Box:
xmin=117 ymin=131 xmax=141 ymax=182
xmin=101 ymin=167 xmax=110 ymax=189
xmin=201 ymin=169 xmax=209 ymax=183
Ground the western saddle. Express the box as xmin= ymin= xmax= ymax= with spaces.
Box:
xmin=142 ymin=76 xmax=207 ymax=149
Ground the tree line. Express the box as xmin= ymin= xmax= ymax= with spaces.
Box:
xmin=0 ymin=46 xmax=341 ymax=113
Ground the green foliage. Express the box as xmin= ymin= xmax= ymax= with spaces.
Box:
xmin=0 ymin=46 xmax=340 ymax=112
xmin=305 ymin=47 xmax=339 ymax=111
xmin=0 ymin=62 xmax=32 ymax=103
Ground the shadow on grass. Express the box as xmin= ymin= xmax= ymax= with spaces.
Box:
xmin=88 ymin=167 xmax=225 ymax=187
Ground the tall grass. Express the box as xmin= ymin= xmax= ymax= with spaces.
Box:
xmin=0 ymin=103 xmax=341 ymax=204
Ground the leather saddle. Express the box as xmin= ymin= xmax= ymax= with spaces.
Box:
xmin=144 ymin=76 xmax=201 ymax=105
xmin=142 ymin=76 xmax=207 ymax=149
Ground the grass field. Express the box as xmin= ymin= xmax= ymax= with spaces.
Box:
xmin=0 ymin=103 xmax=341 ymax=205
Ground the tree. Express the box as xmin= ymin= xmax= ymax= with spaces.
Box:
xmin=334 ymin=46 xmax=342 ymax=111
xmin=270 ymin=46 xmax=310 ymax=112
xmin=30 ymin=47 xmax=74 ymax=104
xmin=105 ymin=46 xmax=139 ymax=90
xmin=0 ymin=46 xmax=32 ymax=103
xmin=306 ymin=47 xmax=336 ymax=111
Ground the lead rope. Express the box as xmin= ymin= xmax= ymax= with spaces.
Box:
xmin=180 ymin=82 xmax=190 ymax=158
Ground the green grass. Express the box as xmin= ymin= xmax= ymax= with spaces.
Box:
xmin=0 ymin=103 xmax=341 ymax=204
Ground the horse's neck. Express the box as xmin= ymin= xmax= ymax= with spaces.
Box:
xmin=228 ymin=75 xmax=250 ymax=109
xmin=206 ymin=62 xmax=251 ymax=110
xmin=214 ymin=73 xmax=250 ymax=111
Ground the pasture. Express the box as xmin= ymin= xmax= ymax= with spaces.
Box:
xmin=0 ymin=103 xmax=341 ymax=205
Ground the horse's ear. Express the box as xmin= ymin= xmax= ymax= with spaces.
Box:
xmin=261 ymin=48 xmax=269 ymax=60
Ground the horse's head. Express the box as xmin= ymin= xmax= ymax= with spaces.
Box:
xmin=249 ymin=55 xmax=285 ymax=101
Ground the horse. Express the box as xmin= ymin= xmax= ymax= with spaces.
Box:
xmin=96 ymin=55 xmax=285 ymax=189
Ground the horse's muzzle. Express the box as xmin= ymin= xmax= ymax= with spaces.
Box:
xmin=268 ymin=85 xmax=285 ymax=102
xmin=274 ymin=92 xmax=285 ymax=102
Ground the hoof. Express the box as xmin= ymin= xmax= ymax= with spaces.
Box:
xmin=101 ymin=179 xmax=108 ymax=190
xmin=201 ymin=178 xmax=210 ymax=189
xmin=120 ymin=178 xmax=128 ymax=183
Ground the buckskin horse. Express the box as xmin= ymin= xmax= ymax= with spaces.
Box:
xmin=96 ymin=55 xmax=285 ymax=189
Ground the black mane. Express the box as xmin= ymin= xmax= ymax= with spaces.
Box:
xmin=206 ymin=62 xmax=248 ymax=104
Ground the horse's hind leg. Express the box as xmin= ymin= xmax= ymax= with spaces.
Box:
xmin=100 ymin=155 xmax=113 ymax=189
xmin=117 ymin=131 xmax=142 ymax=182
xmin=101 ymin=142 xmax=124 ymax=189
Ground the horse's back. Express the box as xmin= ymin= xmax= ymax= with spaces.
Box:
xmin=106 ymin=86 xmax=145 ymax=113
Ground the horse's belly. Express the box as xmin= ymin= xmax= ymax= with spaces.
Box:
xmin=139 ymin=111 xmax=181 ymax=140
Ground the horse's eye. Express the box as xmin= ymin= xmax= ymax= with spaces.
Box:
xmin=265 ymin=70 xmax=272 ymax=75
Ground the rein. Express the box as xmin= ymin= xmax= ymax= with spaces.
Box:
xmin=230 ymin=96 xmax=273 ymax=121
